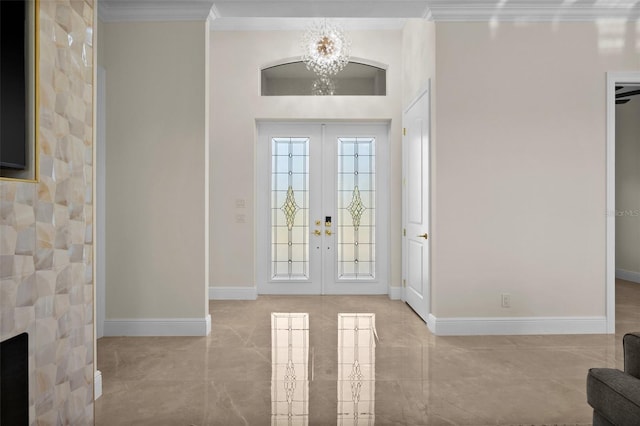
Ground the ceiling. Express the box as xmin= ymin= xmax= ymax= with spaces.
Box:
xmin=98 ymin=0 xmax=640 ymax=27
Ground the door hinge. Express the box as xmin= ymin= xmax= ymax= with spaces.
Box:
xmin=403 ymin=228 xmax=406 ymax=237
xmin=403 ymin=279 xmax=407 ymax=288
xmin=403 ymin=127 xmax=406 ymax=136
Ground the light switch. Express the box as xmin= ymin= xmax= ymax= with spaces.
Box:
xmin=235 ymin=199 xmax=246 ymax=208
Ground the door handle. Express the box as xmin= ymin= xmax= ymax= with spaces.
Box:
xmin=418 ymin=233 xmax=428 ymax=239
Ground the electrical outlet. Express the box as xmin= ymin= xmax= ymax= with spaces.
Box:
xmin=501 ymin=293 xmax=511 ymax=308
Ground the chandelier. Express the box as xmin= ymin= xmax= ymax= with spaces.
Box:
xmin=301 ymin=20 xmax=351 ymax=77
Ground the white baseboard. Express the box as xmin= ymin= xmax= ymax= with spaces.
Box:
xmin=616 ymin=268 xmax=640 ymax=284
xmin=426 ymin=314 xmax=436 ymax=332
xmin=209 ymin=286 xmax=401 ymax=299
xmin=104 ymin=314 xmax=212 ymax=336
xmin=94 ymin=370 xmax=102 ymax=400
xmin=205 ymin=314 xmax=211 ymax=335
xmin=388 ymin=285 xmax=402 ymax=300
xmin=209 ymin=286 xmax=257 ymax=300
xmin=427 ymin=314 xmax=608 ymax=336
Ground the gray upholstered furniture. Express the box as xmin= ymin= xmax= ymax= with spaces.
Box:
xmin=587 ymin=332 xmax=640 ymax=425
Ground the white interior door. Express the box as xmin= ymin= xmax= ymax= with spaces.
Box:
xmin=257 ymin=122 xmax=389 ymax=295
xmin=402 ymin=89 xmax=431 ymax=322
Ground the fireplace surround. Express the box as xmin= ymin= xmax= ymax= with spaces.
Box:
xmin=0 ymin=332 xmax=29 ymax=425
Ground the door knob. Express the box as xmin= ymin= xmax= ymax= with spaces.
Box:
xmin=418 ymin=233 xmax=428 ymax=239
xmin=325 ymin=230 xmax=332 ymax=236
xmin=314 ymin=230 xmax=322 ymax=236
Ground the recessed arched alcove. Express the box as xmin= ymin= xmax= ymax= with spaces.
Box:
xmin=261 ymin=59 xmax=387 ymax=96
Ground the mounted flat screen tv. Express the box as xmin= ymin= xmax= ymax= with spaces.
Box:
xmin=0 ymin=0 xmax=37 ymax=179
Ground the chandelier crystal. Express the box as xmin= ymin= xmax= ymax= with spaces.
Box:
xmin=311 ymin=76 xmax=336 ymax=96
xmin=301 ymin=20 xmax=351 ymax=77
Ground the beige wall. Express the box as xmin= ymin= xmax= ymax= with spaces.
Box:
xmin=101 ymin=21 xmax=209 ymax=319
xmin=97 ymin=18 xmax=104 ymax=69
xmin=0 ymin=1 xmax=95 ymax=422
xmin=96 ymin=18 xmax=639 ymax=331
xmin=210 ymin=30 xmax=403 ymax=288
xmin=402 ymin=19 xmax=436 ymax=108
xmin=616 ymin=97 xmax=640 ymax=279
xmin=432 ymin=22 xmax=640 ymax=318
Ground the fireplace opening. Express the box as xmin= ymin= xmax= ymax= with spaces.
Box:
xmin=1 ymin=332 xmax=29 ymax=425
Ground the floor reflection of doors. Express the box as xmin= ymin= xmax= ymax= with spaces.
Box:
xmin=271 ymin=313 xmax=309 ymax=425
xmin=337 ymin=313 xmax=376 ymax=426
xmin=270 ymin=313 xmax=377 ymax=426
xmin=257 ymin=122 xmax=389 ymax=295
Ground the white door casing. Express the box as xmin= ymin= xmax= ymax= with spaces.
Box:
xmin=606 ymin=72 xmax=640 ymax=333
xmin=257 ymin=122 xmax=389 ymax=295
xmin=96 ymin=66 xmax=106 ymax=339
xmin=402 ymin=88 xmax=431 ymax=322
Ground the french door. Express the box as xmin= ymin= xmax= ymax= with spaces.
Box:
xmin=257 ymin=122 xmax=389 ymax=295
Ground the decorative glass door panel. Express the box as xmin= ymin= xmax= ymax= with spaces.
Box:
xmin=272 ymin=138 xmax=310 ymax=280
xmin=257 ymin=123 xmax=389 ymax=295
xmin=337 ymin=138 xmax=375 ymax=280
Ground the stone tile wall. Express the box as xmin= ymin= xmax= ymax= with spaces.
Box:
xmin=0 ymin=0 xmax=94 ymax=424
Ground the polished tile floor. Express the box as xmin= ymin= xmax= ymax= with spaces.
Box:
xmin=95 ymin=280 xmax=640 ymax=425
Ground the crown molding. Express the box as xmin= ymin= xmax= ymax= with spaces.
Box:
xmin=97 ymin=0 xmax=640 ymax=24
xmin=428 ymin=1 xmax=640 ymax=22
xmin=422 ymin=7 xmax=434 ymax=21
xmin=98 ymin=1 xmax=215 ymax=22
xmin=207 ymin=3 xmax=219 ymax=24
xmin=211 ymin=1 xmax=428 ymax=19
xmin=210 ymin=17 xmax=407 ymax=31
